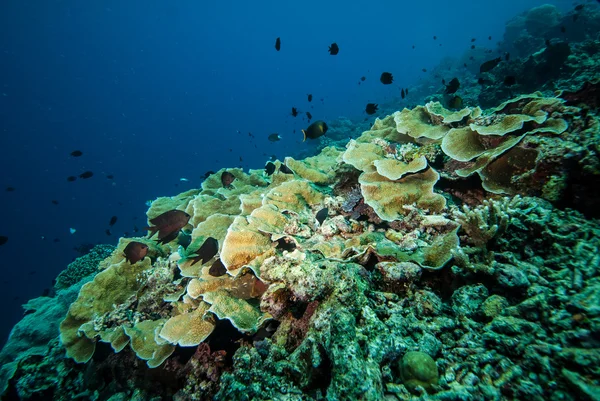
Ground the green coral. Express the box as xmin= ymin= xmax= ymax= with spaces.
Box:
xmin=54 ymin=244 xmax=115 ymax=290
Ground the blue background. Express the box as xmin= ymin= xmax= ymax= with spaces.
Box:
xmin=0 ymin=0 xmax=574 ymax=344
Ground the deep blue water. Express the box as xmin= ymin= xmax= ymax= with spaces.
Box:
xmin=0 ymin=0 xmax=577 ymax=344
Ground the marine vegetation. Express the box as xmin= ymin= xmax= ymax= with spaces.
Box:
xmin=1 ymin=86 xmax=599 ymax=401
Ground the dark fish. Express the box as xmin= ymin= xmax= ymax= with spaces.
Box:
xmin=275 ymin=37 xmax=281 ymax=51
xmin=265 ymin=161 xmax=276 ymax=176
xmin=209 ymin=259 xmax=227 ymax=277
xmin=70 ymin=150 xmax=83 ymax=157
xmin=5 ymin=187 xmax=15 ymax=192
xmin=279 ymin=164 xmax=293 ymax=174
xmin=441 ymin=78 xmax=446 ymax=85
xmin=53 ymin=238 xmax=60 ymax=243
xmin=109 ymin=216 xmax=118 ymax=226
xmin=306 ymin=111 xmax=312 ymax=121
xmin=380 ymin=72 xmax=393 ymax=84
xmin=365 ymin=103 xmax=378 ymax=115
xmin=147 ymin=210 xmax=191 ymax=241
xmin=307 ymin=94 xmax=312 ymax=102
xmin=190 ymin=237 xmax=219 ymax=266
xmin=270 ymin=154 xmax=277 ymax=161
xmin=575 ymin=4 xmax=584 ymax=11
xmin=328 ymin=43 xmax=339 ymax=55
xmin=315 ymin=208 xmax=328 ymax=225
xmin=480 ymin=57 xmax=502 ymax=73
xmin=503 ymin=76 xmax=517 ymax=86
xmin=51 ymin=200 xmax=59 ymax=205
xmin=422 ymin=68 xmax=427 ymax=72
xmin=445 ymin=77 xmax=460 ymax=94
xmin=123 ymin=241 xmax=148 ymax=265
xmin=401 ymin=88 xmax=406 ymax=99
xmin=105 ymin=229 xmax=112 ymax=236
xmin=0 ymin=236 xmax=7 ymax=246
xmin=448 ymin=96 xmax=463 ymax=109
xmin=505 ymin=53 xmax=510 ymax=61
xmin=360 ymin=76 xmax=366 ymax=81
xmin=79 ymin=171 xmax=94 ymax=179
xmin=106 ymin=174 xmax=114 ymax=180
xmin=471 ymin=38 xmax=476 ymax=42
xmin=291 ymin=107 xmax=299 ymax=117
xmin=268 ymin=133 xmax=281 ymax=142
xmin=67 ymin=176 xmax=77 ymax=182
xmin=433 ymin=35 xmax=437 ymax=40
xmin=412 ymin=45 xmax=415 ymax=49
xmin=202 ymin=171 xmax=215 ymax=179
xmin=405 ymin=88 xmax=409 ymax=95
xmin=471 ymin=45 xmax=475 ymax=49
xmin=301 ymin=120 xmax=328 ymax=141
xmin=221 ymin=171 xmax=236 ymax=188
xmin=133 ymin=225 xmax=139 ymax=233
xmin=560 ymin=26 xmax=566 ymax=33
xmin=488 ymin=36 xmax=492 ymax=40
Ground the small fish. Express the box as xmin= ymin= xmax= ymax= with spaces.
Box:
xmin=53 ymin=238 xmax=60 ymax=243
xmin=275 ymin=37 xmax=281 ymax=51
xmin=69 ymin=228 xmax=76 ymax=234
xmin=51 ymin=200 xmax=59 ymax=205
xmin=471 ymin=45 xmax=475 ymax=49
xmin=70 ymin=150 xmax=83 ymax=157
xmin=433 ymin=35 xmax=437 ymax=40
xmin=307 ymin=94 xmax=312 ymax=102
xmin=401 ymin=88 xmax=406 ymax=99
xmin=106 ymin=174 xmax=114 ymax=179
xmin=301 ymin=120 xmax=328 ymax=141
xmin=365 ymin=103 xmax=378 ymax=115
xmin=209 ymin=258 xmax=227 ymax=277
xmin=445 ymin=77 xmax=460 ymax=94
xmin=190 ymin=237 xmax=219 ymax=266
xmin=265 ymin=161 xmax=276 ymax=176
xmin=360 ymin=76 xmax=366 ymax=81
xmin=291 ymin=107 xmax=299 ymax=117
xmin=380 ymin=72 xmax=393 ymax=85
xmin=180 ymin=178 xmax=189 ymax=182
xmin=147 ymin=210 xmax=191 ymax=242
xmin=109 ymin=216 xmax=118 ymax=226
xmin=503 ymin=76 xmax=517 ymax=86
xmin=79 ymin=171 xmax=94 ymax=179
xmin=405 ymin=88 xmax=409 ymax=95
xmin=315 ymin=207 xmax=328 ymax=225
xmin=488 ymin=35 xmax=492 ymax=40
xmin=105 ymin=229 xmax=112 ymax=236
xmin=268 ymin=133 xmax=281 ymax=142
xmin=328 ymin=43 xmax=339 ymax=55
xmin=0 ymin=236 xmax=7 ymax=246
xmin=448 ymin=95 xmax=463 ymax=109
xmin=560 ymin=26 xmax=566 ymax=33
xmin=67 ymin=176 xmax=77 ymax=182
xmin=5 ymin=187 xmax=15 ymax=192
xmin=279 ymin=164 xmax=293 ymax=174
xmin=221 ymin=171 xmax=236 ymax=187
xmin=202 ymin=171 xmax=215 ymax=179
xmin=123 ymin=241 xmax=149 ymax=265
xmin=422 ymin=68 xmax=427 ymax=72
xmin=306 ymin=111 xmax=312 ymax=121
xmin=471 ymin=38 xmax=476 ymax=42
xmin=480 ymin=57 xmax=502 ymax=73
xmin=133 ymin=225 xmax=139 ymax=233
xmin=270 ymin=154 xmax=277 ymax=161
xmin=575 ymin=4 xmax=584 ymax=11
xmin=505 ymin=53 xmax=510 ymax=61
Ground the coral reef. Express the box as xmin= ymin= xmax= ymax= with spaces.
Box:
xmin=1 ymin=89 xmax=599 ymax=400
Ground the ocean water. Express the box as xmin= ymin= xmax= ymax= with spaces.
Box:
xmin=0 ymin=0 xmax=598 ymax=400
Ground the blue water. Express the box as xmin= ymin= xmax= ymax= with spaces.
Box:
xmin=0 ymin=0 xmax=578 ymax=345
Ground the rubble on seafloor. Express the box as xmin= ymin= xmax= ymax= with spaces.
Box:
xmin=0 ymin=86 xmax=598 ymax=401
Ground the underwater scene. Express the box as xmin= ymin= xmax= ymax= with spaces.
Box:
xmin=0 ymin=0 xmax=599 ymax=400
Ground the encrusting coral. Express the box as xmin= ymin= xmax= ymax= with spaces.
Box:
xmin=1 ymin=87 xmax=598 ymax=400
